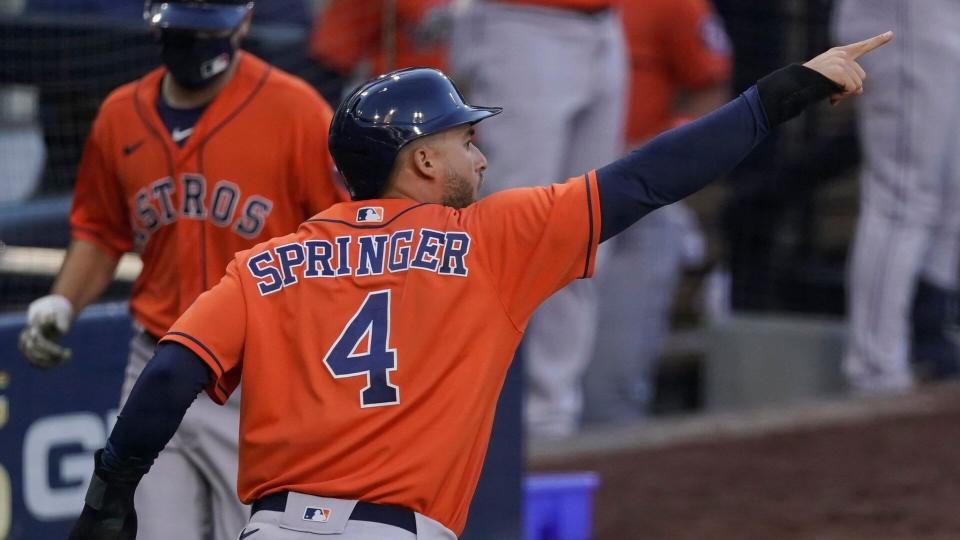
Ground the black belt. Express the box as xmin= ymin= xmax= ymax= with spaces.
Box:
xmin=252 ymin=492 xmax=417 ymax=535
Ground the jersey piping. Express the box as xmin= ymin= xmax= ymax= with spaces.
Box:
xmin=166 ymin=331 xmax=231 ymax=397
xmin=581 ymin=172 xmax=595 ymax=278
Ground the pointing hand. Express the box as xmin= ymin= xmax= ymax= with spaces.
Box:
xmin=803 ymin=31 xmax=894 ymax=104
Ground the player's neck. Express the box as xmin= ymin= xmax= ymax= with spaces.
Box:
xmin=381 ymin=174 xmax=442 ymax=205
xmin=161 ymin=56 xmax=240 ymax=109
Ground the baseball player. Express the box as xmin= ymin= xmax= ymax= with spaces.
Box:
xmin=450 ymin=0 xmax=628 ymax=438
xmin=18 ymin=2 xmax=344 ymax=540
xmin=837 ymin=0 xmax=960 ymax=393
xmin=584 ymin=0 xmax=733 ymax=425
xmin=310 ymin=0 xmax=449 ymax=76
xmin=68 ymin=32 xmax=890 ymax=540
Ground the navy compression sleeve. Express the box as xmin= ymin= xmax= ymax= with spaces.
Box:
xmin=99 ymin=342 xmax=210 ymax=473
xmin=597 ymin=64 xmax=840 ymax=242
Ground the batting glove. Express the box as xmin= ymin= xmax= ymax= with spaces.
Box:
xmin=68 ymin=449 xmax=147 ymax=540
xmin=19 ymin=294 xmax=74 ymax=368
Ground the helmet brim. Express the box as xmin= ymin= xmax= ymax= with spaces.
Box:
xmin=145 ymin=3 xmax=251 ymax=32
xmin=410 ymin=106 xmax=503 ymax=139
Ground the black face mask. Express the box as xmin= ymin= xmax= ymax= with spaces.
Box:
xmin=160 ymin=30 xmax=237 ymax=90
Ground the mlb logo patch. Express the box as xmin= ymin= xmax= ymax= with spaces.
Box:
xmin=357 ymin=207 xmax=384 ymax=223
xmin=303 ymin=506 xmax=332 ymax=522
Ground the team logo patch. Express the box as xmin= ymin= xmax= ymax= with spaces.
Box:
xmin=357 ymin=207 xmax=384 ymax=223
xmin=201 ymin=52 xmax=231 ymax=78
xmin=303 ymin=506 xmax=332 ymax=522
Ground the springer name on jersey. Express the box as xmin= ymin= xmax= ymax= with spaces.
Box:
xmin=247 ymin=228 xmax=472 ymax=295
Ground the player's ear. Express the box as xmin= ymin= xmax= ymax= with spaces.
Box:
xmin=411 ymin=143 xmax=440 ymax=180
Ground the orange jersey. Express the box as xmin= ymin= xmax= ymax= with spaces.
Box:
xmin=161 ymin=173 xmax=602 ymax=534
xmin=70 ymin=53 xmax=346 ymax=337
xmin=310 ymin=0 xmax=447 ymax=75
xmin=621 ymin=0 xmax=731 ymax=141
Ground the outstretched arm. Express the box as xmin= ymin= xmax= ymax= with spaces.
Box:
xmin=597 ymin=32 xmax=893 ymax=242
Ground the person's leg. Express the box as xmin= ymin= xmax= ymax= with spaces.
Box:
xmin=566 ymin=10 xmax=650 ymax=427
xmin=188 ymin=392 xmax=250 ymax=540
xmin=121 ymin=328 xmax=208 ymax=540
xmin=560 ymin=9 xmax=626 ymax=178
xmin=450 ymin=3 xmax=580 ymax=193
xmin=914 ymin=4 xmax=960 ymax=378
xmin=838 ymin=0 xmax=960 ymax=392
xmin=524 ymin=276 xmax=601 ymax=437
xmin=583 ymin=205 xmax=690 ymax=425
xmin=452 ymin=4 xmax=619 ymax=437
xmin=135 ymin=449 xmax=209 ymax=540
xmin=522 ymin=11 xmax=627 ymax=437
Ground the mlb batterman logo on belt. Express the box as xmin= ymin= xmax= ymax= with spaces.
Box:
xmin=303 ymin=506 xmax=332 ymax=522
xmin=357 ymin=207 xmax=384 ymax=223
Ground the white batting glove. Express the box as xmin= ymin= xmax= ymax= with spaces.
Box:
xmin=19 ymin=294 xmax=74 ymax=369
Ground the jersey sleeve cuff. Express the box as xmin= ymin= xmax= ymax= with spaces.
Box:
xmin=71 ymin=228 xmax=127 ymax=259
xmin=580 ymin=170 xmax=602 ymax=279
xmin=159 ymin=331 xmax=234 ymax=404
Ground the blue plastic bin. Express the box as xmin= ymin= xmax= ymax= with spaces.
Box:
xmin=524 ymin=472 xmax=600 ymax=540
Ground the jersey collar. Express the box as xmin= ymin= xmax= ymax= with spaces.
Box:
xmin=133 ymin=52 xmax=272 ymax=168
xmin=307 ymin=199 xmax=432 ymax=228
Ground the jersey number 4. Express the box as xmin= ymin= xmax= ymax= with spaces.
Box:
xmin=323 ymin=290 xmax=399 ymax=408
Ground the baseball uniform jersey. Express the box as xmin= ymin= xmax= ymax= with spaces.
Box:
xmin=310 ymin=0 xmax=448 ymax=75
xmin=70 ymin=52 xmax=345 ymax=338
xmin=621 ymin=0 xmax=731 ymax=142
xmin=161 ymin=172 xmax=602 ymax=535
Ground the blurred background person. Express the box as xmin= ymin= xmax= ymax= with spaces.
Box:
xmin=451 ymin=0 xmax=627 ymax=438
xmin=21 ymin=0 xmax=313 ymax=196
xmin=309 ymin=0 xmax=449 ymax=104
xmin=583 ymin=0 xmax=732 ymax=426
xmin=836 ymin=0 xmax=960 ymax=394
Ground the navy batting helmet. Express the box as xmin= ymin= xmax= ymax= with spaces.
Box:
xmin=329 ymin=68 xmax=502 ymax=201
xmin=144 ymin=0 xmax=254 ymax=32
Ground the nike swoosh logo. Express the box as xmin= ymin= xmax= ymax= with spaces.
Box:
xmin=172 ymin=127 xmax=194 ymax=143
xmin=239 ymin=528 xmax=260 ymax=539
xmin=123 ymin=140 xmax=145 ymax=156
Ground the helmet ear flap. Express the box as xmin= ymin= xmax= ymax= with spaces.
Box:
xmin=328 ymin=68 xmax=502 ymax=201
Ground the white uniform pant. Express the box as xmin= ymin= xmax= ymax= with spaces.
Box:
xmin=451 ymin=0 xmax=627 ymax=437
xmin=835 ymin=0 xmax=960 ymax=392
xmin=119 ymin=328 xmax=249 ymax=540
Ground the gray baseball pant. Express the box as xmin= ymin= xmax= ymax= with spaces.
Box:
xmin=450 ymin=0 xmax=627 ymax=437
xmin=120 ymin=327 xmax=249 ymax=540
xmin=583 ymin=203 xmax=703 ymax=424
xmin=835 ymin=0 xmax=960 ymax=393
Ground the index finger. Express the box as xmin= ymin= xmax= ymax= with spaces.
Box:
xmin=839 ymin=31 xmax=894 ymax=60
